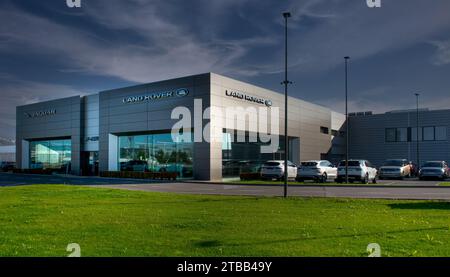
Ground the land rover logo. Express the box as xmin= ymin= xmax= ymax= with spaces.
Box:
xmin=123 ymin=88 xmax=189 ymax=104
xmin=24 ymin=109 xmax=56 ymax=118
xmin=176 ymin=88 xmax=189 ymax=97
xmin=225 ymin=90 xmax=273 ymax=107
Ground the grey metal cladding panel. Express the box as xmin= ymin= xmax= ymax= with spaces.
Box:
xmin=99 ymin=125 xmax=109 ymax=135
xmin=148 ymin=119 xmax=184 ymax=131
xmin=17 ymin=95 xmax=80 ymax=111
xmin=109 ymin=112 xmax=148 ymax=125
xmin=19 ymin=112 xmax=72 ymax=126
xmin=21 ymin=129 xmax=72 ymax=139
xmin=108 ymin=103 xmax=147 ymax=115
xmin=100 ymin=75 xmax=201 ymax=100
xmin=147 ymin=109 xmax=194 ymax=122
xmin=109 ymin=122 xmax=148 ymax=133
xmin=84 ymin=126 xmax=99 ymax=136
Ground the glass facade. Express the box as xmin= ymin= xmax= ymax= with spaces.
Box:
xmin=222 ymin=131 xmax=287 ymax=178
xmin=30 ymin=139 xmax=71 ymax=171
xmin=118 ymin=132 xmax=193 ymax=179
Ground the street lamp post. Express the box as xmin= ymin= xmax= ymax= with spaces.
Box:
xmin=344 ymin=57 xmax=350 ymax=184
xmin=415 ymin=93 xmax=420 ymax=167
xmin=282 ymin=12 xmax=291 ymax=198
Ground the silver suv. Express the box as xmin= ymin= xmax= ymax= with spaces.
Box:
xmin=379 ymin=159 xmax=412 ymax=180
xmin=296 ymin=160 xmax=337 ymax=183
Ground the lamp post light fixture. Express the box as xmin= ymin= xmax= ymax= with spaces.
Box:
xmin=282 ymin=12 xmax=291 ymax=198
xmin=344 ymin=56 xmax=350 ymax=184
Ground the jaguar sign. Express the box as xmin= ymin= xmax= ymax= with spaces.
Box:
xmin=24 ymin=109 xmax=56 ymax=118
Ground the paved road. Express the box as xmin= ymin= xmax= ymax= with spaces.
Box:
xmin=89 ymin=182 xmax=450 ymax=200
xmin=2 ymin=172 xmax=450 ymax=200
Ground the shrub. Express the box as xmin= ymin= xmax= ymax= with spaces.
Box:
xmin=100 ymin=171 xmax=177 ymax=181
xmin=240 ymin=172 xmax=261 ymax=181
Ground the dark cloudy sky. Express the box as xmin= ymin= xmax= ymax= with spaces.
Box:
xmin=1 ymin=0 xmax=450 ymax=140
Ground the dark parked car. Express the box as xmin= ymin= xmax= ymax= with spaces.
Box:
xmin=419 ymin=161 xmax=450 ymax=180
xmin=0 ymin=161 xmax=15 ymax=172
xmin=120 ymin=160 xmax=148 ymax=172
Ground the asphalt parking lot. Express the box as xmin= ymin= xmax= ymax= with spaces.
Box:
xmin=1 ymin=173 xmax=450 ymax=200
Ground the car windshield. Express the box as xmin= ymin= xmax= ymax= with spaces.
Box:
xmin=422 ymin=162 xmax=443 ymax=168
xmin=383 ymin=160 xmax=404 ymax=166
xmin=264 ymin=162 xmax=281 ymax=166
xmin=301 ymin=162 xmax=318 ymax=167
xmin=339 ymin=161 xmax=361 ymax=167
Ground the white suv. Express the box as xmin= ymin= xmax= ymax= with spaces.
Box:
xmin=261 ymin=160 xmax=297 ymax=180
xmin=336 ymin=160 xmax=378 ymax=184
xmin=296 ymin=160 xmax=337 ymax=183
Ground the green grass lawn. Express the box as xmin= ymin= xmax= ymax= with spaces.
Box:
xmin=439 ymin=183 xmax=450 ymax=186
xmin=1 ymin=185 xmax=450 ymax=257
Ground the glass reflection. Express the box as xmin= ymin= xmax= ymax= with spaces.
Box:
xmin=118 ymin=132 xmax=193 ymax=179
xmin=30 ymin=139 xmax=71 ymax=172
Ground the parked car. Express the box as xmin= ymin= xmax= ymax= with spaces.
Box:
xmin=261 ymin=160 xmax=297 ymax=180
xmin=296 ymin=160 xmax=337 ymax=183
xmin=378 ymin=159 xmax=411 ymax=179
xmin=419 ymin=161 xmax=450 ymax=180
xmin=120 ymin=160 xmax=148 ymax=172
xmin=0 ymin=161 xmax=15 ymax=172
xmin=335 ymin=160 xmax=378 ymax=184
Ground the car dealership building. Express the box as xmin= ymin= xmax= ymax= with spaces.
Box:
xmin=16 ymin=73 xmax=346 ymax=180
xmin=17 ymin=72 xmax=449 ymax=180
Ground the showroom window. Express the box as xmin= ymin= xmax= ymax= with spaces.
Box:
xmin=30 ymin=139 xmax=71 ymax=172
xmin=118 ymin=132 xmax=193 ymax=179
xmin=222 ymin=131 xmax=291 ymax=178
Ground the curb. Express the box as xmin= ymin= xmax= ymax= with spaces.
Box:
xmin=179 ymin=180 xmax=446 ymax=189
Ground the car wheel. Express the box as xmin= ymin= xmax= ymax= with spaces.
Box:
xmin=321 ymin=173 xmax=327 ymax=183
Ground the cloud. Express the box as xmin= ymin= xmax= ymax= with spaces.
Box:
xmin=0 ymin=75 xmax=84 ymax=139
xmin=430 ymin=39 xmax=450 ymax=65
xmin=0 ymin=1 xmax=276 ymax=83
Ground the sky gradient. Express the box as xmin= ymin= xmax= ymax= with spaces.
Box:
xmin=1 ymin=0 xmax=450 ymax=140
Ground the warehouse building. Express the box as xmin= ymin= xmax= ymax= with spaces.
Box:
xmin=349 ymin=109 xmax=450 ymax=166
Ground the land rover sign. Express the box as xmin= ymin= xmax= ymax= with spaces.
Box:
xmin=123 ymin=88 xmax=189 ymax=104
xmin=225 ymin=90 xmax=272 ymax=107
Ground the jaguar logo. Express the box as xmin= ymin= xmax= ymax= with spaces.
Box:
xmin=24 ymin=109 xmax=56 ymax=118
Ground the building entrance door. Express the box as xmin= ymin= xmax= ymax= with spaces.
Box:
xmin=81 ymin=151 xmax=99 ymax=176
